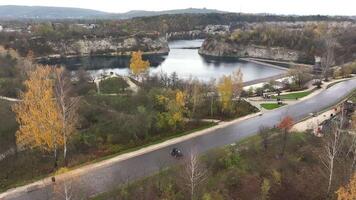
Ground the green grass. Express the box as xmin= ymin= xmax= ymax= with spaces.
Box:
xmin=260 ymin=103 xmax=286 ymax=110
xmin=272 ymin=90 xmax=314 ymax=100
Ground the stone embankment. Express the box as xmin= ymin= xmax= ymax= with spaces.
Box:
xmin=35 ymin=35 xmax=170 ymax=59
xmin=199 ymin=37 xmax=301 ymax=62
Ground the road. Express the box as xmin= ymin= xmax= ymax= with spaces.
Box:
xmin=1 ymin=78 xmax=356 ymax=200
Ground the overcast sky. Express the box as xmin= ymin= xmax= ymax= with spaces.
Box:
xmin=0 ymin=0 xmax=355 ymax=16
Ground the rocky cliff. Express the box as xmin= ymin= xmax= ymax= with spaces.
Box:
xmin=199 ymin=37 xmax=301 ymax=62
xmin=167 ymin=30 xmax=205 ymax=40
xmin=34 ymin=35 xmax=169 ymax=58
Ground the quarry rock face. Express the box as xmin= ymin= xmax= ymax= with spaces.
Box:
xmin=38 ymin=36 xmax=169 ymax=58
xmin=199 ymin=37 xmax=300 ymax=62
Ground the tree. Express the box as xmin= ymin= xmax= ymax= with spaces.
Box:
xmin=320 ymin=32 xmax=337 ymax=81
xmin=288 ymin=65 xmax=311 ymax=89
xmin=182 ymin=150 xmax=207 ymax=200
xmin=217 ymin=75 xmax=233 ymax=113
xmin=73 ymin=68 xmax=95 ymax=95
xmin=259 ymin=126 xmax=271 ymax=151
xmin=336 ymin=173 xmax=356 ymax=200
xmin=13 ymin=65 xmax=63 ymax=168
xmin=155 ymin=90 xmax=186 ymax=131
xmin=261 ymin=178 xmax=271 ymax=200
xmin=99 ymin=77 xmax=129 ymax=94
xmin=231 ymin=68 xmax=243 ymax=99
xmin=320 ymin=111 xmax=346 ymax=195
xmin=54 ymin=67 xmax=80 ymax=165
xmin=129 ymin=51 xmax=150 ymax=80
xmin=277 ymin=116 xmax=294 ymax=158
xmin=187 ymin=80 xmax=204 ymax=119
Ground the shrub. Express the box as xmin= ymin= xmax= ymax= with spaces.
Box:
xmin=100 ymin=77 xmax=129 ymax=94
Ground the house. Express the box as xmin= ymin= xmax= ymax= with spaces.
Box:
xmin=0 ymin=25 xmax=3 ymax=32
xmin=76 ymin=23 xmax=97 ymax=29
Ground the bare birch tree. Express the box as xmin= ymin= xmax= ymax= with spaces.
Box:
xmin=320 ymin=107 xmax=346 ymax=195
xmin=181 ymin=150 xmax=207 ymax=200
xmin=53 ymin=178 xmax=86 ymax=200
xmin=346 ymin=115 xmax=356 ymax=176
xmin=54 ymin=67 xmax=80 ymax=165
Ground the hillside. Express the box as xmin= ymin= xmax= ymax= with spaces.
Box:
xmin=0 ymin=6 xmax=224 ymax=19
xmin=0 ymin=5 xmax=108 ymax=19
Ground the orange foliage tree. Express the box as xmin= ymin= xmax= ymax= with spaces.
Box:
xmin=13 ymin=65 xmax=63 ymax=167
xmin=336 ymin=173 xmax=356 ymax=200
xmin=278 ymin=116 xmax=294 ymax=157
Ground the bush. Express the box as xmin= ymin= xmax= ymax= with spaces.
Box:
xmin=100 ymin=77 xmax=129 ymax=94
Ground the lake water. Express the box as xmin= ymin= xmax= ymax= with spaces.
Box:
xmin=41 ymin=40 xmax=285 ymax=82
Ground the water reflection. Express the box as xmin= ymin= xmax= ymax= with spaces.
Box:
xmin=39 ymin=40 xmax=285 ymax=82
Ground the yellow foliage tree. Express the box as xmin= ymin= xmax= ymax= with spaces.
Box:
xmin=13 ymin=65 xmax=63 ymax=167
xmin=176 ymin=90 xmax=185 ymax=107
xmin=336 ymin=173 xmax=356 ymax=200
xmin=217 ymin=75 xmax=233 ymax=112
xmin=155 ymin=90 xmax=186 ymax=130
xmin=129 ymin=51 xmax=150 ymax=80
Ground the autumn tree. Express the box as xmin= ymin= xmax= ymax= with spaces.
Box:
xmin=54 ymin=67 xmax=80 ymax=165
xmin=231 ymin=68 xmax=243 ymax=99
xmin=155 ymin=90 xmax=186 ymax=131
xmin=13 ymin=65 xmax=63 ymax=168
xmin=261 ymin=178 xmax=271 ymax=200
xmin=185 ymin=79 xmax=205 ymax=119
xmin=129 ymin=51 xmax=150 ymax=81
xmin=336 ymin=173 xmax=356 ymax=200
xmin=277 ymin=116 xmax=294 ymax=158
xmin=217 ymin=75 xmax=233 ymax=113
xmin=288 ymin=65 xmax=311 ymax=89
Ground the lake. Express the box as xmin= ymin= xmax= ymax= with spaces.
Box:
xmin=41 ymin=40 xmax=285 ymax=82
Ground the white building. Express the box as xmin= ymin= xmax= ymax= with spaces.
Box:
xmin=0 ymin=25 xmax=3 ymax=32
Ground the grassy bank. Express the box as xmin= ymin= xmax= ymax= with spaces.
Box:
xmin=272 ymin=90 xmax=314 ymax=100
xmin=0 ymin=120 xmax=216 ymax=192
xmin=260 ymin=103 xmax=286 ymax=110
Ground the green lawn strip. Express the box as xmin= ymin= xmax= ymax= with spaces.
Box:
xmin=271 ymin=88 xmax=318 ymax=100
xmin=0 ymin=122 xmax=217 ymax=193
xmin=260 ymin=103 xmax=286 ymax=110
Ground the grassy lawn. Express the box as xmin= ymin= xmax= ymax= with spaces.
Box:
xmin=272 ymin=90 xmax=315 ymax=100
xmin=260 ymin=103 xmax=286 ymax=110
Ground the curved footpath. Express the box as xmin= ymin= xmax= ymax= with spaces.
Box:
xmin=1 ymin=78 xmax=356 ymax=200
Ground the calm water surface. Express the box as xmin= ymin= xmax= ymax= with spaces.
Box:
xmin=42 ymin=40 xmax=285 ymax=82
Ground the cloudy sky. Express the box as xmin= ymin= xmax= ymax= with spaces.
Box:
xmin=0 ymin=0 xmax=355 ymax=15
